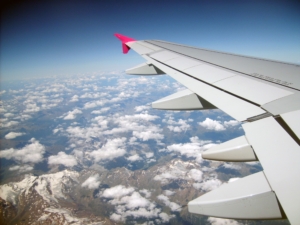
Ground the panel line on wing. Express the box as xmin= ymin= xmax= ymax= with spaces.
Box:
xmin=145 ymin=40 xmax=300 ymax=92
xmin=148 ymin=57 xmax=262 ymax=109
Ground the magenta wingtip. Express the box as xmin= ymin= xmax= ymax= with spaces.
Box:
xmin=114 ymin=33 xmax=136 ymax=54
xmin=114 ymin=33 xmax=136 ymax=43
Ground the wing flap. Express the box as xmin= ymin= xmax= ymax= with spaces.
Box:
xmin=243 ymin=117 xmax=300 ymax=225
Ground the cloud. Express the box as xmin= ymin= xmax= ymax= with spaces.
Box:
xmin=0 ymin=138 xmax=45 ymax=163
xmin=159 ymin=212 xmax=175 ymax=223
xmin=69 ymin=95 xmax=79 ymax=102
xmin=135 ymin=105 xmax=150 ymax=112
xmin=5 ymin=132 xmax=25 ymax=139
xmin=222 ymin=163 xmax=241 ymax=170
xmin=83 ymin=100 xmax=106 ymax=109
xmin=188 ymin=169 xmax=203 ymax=182
xmin=48 ymin=152 xmax=77 ymax=167
xmin=207 ymin=217 xmax=241 ymax=225
xmin=224 ymin=120 xmax=240 ymax=127
xmin=127 ymin=154 xmax=142 ymax=162
xmin=133 ymin=130 xmax=164 ymax=141
xmin=163 ymin=137 xmax=213 ymax=163
xmin=63 ymin=109 xmax=82 ymax=120
xmin=153 ymin=159 xmax=202 ymax=185
xmin=154 ymin=172 xmax=179 ymax=185
xmin=164 ymin=190 xmax=175 ymax=196
xmin=101 ymin=112 xmax=163 ymax=142
xmin=89 ymin=138 xmax=126 ymax=162
xmin=157 ymin=194 xmax=181 ymax=211
xmin=100 ymin=185 xmax=167 ymax=223
xmin=101 ymin=185 xmax=135 ymax=199
xmin=4 ymin=113 xmax=14 ymax=117
xmin=0 ymin=90 xmax=6 ymax=95
xmin=23 ymin=103 xmax=40 ymax=113
xmin=164 ymin=117 xmax=191 ymax=133
xmin=1 ymin=120 xmax=19 ymax=128
xmin=82 ymin=174 xmax=101 ymax=189
xmin=199 ymin=118 xmax=225 ymax=131
xmin=91 ymin=107 xmax=110 ymax=114
xmin=9 ymin=165 xmax=33 ymax=173
xmin=80 ymin=92 xmax=107 ymax=99
xmin=145 ymin=152 xmax=154 ymax=158
xmin=193 ymin=178 xmax=222 ymax=191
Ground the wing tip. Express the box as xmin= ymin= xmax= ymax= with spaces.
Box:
xmin=114 ymin=33 xmax=136 ymax=54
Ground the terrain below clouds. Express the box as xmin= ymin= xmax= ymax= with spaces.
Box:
xmin=0 ymin=73 xmax=282 ymax=225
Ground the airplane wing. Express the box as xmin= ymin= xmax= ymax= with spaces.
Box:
xmin=115 ymin=33 xmax=300 ymax=224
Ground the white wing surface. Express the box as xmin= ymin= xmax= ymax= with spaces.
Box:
xmin=115 ymin=34 xmax=300 ymax=225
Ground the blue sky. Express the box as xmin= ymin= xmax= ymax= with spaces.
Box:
xmin=1 ymin=0 xmax=300 ymax=81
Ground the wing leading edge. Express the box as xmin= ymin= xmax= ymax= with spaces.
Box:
xmin=115 ymin=34 xmax=300 ymax=225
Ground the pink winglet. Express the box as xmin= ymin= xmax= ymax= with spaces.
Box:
xmin=114 ymin=33 xmax=136 ymax=54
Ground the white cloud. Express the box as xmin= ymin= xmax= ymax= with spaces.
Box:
xmin=1 ymin=120 xmax=19 ymax=128
xmin=9 ymin=165 xmax=33 ymax=172
xmin=83 ymin=100 xmax=106 ymax=109
xmin=154 ymin=172 xmax=179 ymax=184
xmin=135 ymin=105 xmax=150 ymax=112
xmin=153 ymin=160 xmax=200 ymax=185
xmin=193 ymin=178 xmax=222 ymax=191
xmin=5 ymin=132 xmax=25 ymax=139
xmin=222 ymin=163 xmax=241 ymax=170
xmin=4 ymin=113 xmax=14 ymax=117
xmin=63 ymin=109 xmax=82 ymax=120
xmin=224 ymin=120 xmax=240 ymax=127
xmin=91 ymin=107 xmax=110 ymax=114
xmin=102 ymin=112 xmax=163 ymax=142
xmin=23 ymin=103 xmax=40 ymax=113
xmin=101 ymin=185 xmax=134 ymax=199
xmin=127 ymin=154 xmax=142 ymax=162
xmin=145 ymin=152 xmax=154 ymax=158
xmin=164 ymin=140 xmax=206 ymax=163
xmin=80 ymin=92 xmax=107 ymax=99
xmin=199 ymin=118 xmax=225 ymax=131
xmin=133 ymin=130 xmax=164 ymax=141
xmin=164 ymin=118 xmax=191 ymax=133
xmin=208 ymin=217 xmax=241 ymax=225
xmin=159 ymin=212 xmax=175 ymax=223
xmin=164 ymin=190 xmax=175 ymax=196
xmin=82 ymin=174 xmax=101 ymax=189
xmin=48 ymin=152 xmax=77 ymax=167
xmin=188 ymin=169 xmax=203 ymax=182
xmin=157 ymin=194 xmax=181 ymax=211
xmin=69 ymin=95 xmax=79 ymax=102
xmin=101 ymin=185 xmax=165 ymax=223
xmin=89 ymin=138 xmax=126 ymax=162
xmin=0 ymin=138 xmax=45 ymax=164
